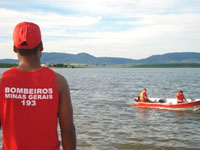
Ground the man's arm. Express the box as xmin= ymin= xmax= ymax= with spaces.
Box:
xmin=144 ymin=92 xmax=147 ymax=99
xmin=55 ymin=73 xmax=76 ymax=150
xmin=183 ymin=94 xmax=187 ymax=102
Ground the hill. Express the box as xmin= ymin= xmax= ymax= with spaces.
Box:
xmin=0 ymin=59 xmax=18 ymax=64
xmin=41 ymin=52 xmax=200 ymax=65
xmin=41 ymin=52 xmax=135 ymax=65
xmin=0 ymin=52 xmax=200 ymax=65
xmin=138 ymin=52 xmax=200 ymax=64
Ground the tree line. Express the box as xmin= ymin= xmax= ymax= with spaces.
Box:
xmin=132 ymin=63 xmax=200 ymax=68
xmin=0 ymin=63 xmax=18 ymax=68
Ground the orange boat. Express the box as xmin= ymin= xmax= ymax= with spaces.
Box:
xmin=133 ymin=98 xmax=200 ymax=111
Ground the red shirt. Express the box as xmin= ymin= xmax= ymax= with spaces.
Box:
xmin=176 ymin=92 xmax=185 ymax=102
xmin=0 ymin=67 xmax=60 ymax=150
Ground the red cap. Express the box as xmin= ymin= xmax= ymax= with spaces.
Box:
xmin=13 ymin=22 xmax=42 ymax=50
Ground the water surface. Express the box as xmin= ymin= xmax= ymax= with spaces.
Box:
xmin=0 ymin=68 xmax=200 ymax=150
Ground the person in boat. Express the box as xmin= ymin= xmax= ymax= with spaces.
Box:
xmin=139 ymin=88 xmax=151 ymax=103
xmin=0 ymin=22 xmax=76 ymax=150
xmin=176 ymin=90 xmax=187 ymax=103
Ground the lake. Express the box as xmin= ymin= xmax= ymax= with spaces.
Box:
xmin=0 ymin=68 xmax=200 ymax=150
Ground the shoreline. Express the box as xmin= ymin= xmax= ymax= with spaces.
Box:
xmin=0 ymin=63 xmax=200 ymax=68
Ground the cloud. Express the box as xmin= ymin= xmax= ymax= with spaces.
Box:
xmin=0 ymin=0 xmax=200 ymax=59
xmin=42 ymin=11 xmax=200 ymax=58
xmin=0 ymin=40 xmax=17 ymax=59
xmin=0 ymin=8 xmax=101 ymax=59
xmin=0 ymin=8 xmax=100 ymax=36
xmin=37 ymin=0 xmax=200 ymax=17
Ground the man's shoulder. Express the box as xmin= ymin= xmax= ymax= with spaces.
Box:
xmin=54 ymin=72 xmax=69 ymax=93
xmin=1 ymin=67 xmax=15 ymax=73
xmin=43 ymin=67 xmax=68 ymax=90
xmin=55 ymin=72 xmax=66 ymax=82
xmin=0 ymin=68 xmax=15 ymax=84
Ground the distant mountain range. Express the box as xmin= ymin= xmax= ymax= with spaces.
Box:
xmin=0 ymin=52 xmax=200 ymax=65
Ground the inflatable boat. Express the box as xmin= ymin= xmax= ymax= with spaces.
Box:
xmin=133 ymin=98 xmax=200 ymax=111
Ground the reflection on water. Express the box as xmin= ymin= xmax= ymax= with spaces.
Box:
xmin=1 ymin=68 xmax=200 ymax=150
xmin=137 ymin=108 xmax=149 ymax=120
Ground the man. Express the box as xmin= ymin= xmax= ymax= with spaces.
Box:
xmin=176 ymin=90 xmax=187 ymax=103
xmin=140 ymin=88 xmax=151 ymax=102
xmin=0 ymin=22 xmax=76 ymax=150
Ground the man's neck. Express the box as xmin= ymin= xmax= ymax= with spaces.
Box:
xmin=17 ymin=55 xmax=41 ymax=72
xmin=17 ymin=64 xmax=41 ymax=72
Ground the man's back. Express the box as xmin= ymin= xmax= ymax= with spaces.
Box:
xmin=0 ymin=67 xmax=60 ymax=150
xmin=0 ymin=21 xmax=76 ymax=150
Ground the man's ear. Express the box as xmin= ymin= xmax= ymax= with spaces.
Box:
xmin=39 ymin=42 xmax=43 ymax=51
xmin=13 ymin=46 xmax=17 ymax=53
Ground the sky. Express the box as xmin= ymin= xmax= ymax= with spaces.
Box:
xmin=0 ymin=0 xmax=200 ymax=59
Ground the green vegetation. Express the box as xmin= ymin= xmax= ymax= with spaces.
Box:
xmin=47 ymin=63 xmax=89 ymax=68
xmin=0 ymin=63 xmax=18 ymax=68
xmin=1 ymin=63 xmax=200 ymax=68
xmin=47 ymin=63 xmax=200 ymax=68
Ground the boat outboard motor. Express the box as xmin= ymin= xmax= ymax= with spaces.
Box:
xmin=134 ymin=96 xmax=140 ymax=102
xmin=158 ymin=99 xmax=166 ymax=103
